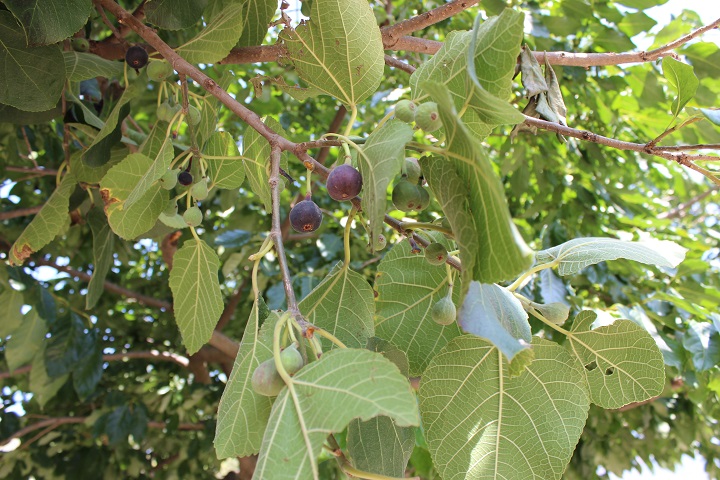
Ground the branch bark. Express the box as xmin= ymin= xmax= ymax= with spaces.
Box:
xmin=0 ymin=205 xmax=43 ymax=221
xmin=380 ymin=0 xmax=479 ymax=48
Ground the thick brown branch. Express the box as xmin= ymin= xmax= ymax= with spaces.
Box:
xmin=522 ymin=116 xmax=720 ymax=186
xmin=5 ymin=166 xmax=58 ymax=176
xmin=381 ymin=0 xmax=479 ymax=47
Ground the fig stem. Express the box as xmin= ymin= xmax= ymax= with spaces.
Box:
xmin=343 ymin=104 xmax=357 ymax=138
xmin=343 ymin=208 xmax=357 ymax=268
xmin=312 ymin=327 xmax=347 ymax=349
xmin=513 ymin=291 xmax=572 ymax=336
xmin=507 ymin=259 xmax=560 ymax=292
xmin=375 ymin=108 xmax=396 ymax=131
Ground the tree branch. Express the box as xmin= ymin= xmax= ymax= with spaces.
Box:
xmin=521 ymin=116 xmax=720 ymax=186
xmin=381 ymin=0 xmax=479 ymax=48
xmin=384 ymin=54 xmax=416 ymax=74
xmin=0 ymin=205 xmax=43 ymax=221
xmin=5 ymin=166 xmax=58 ymax=176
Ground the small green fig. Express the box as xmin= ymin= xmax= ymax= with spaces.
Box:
xmin=415 ymin=102 xmax=442 ymax=132
xmin=424 ymin=242 xmax=448 ymax=266
xmin=157 ymin=101 xmax=181 ymax=123
xmin=183 ymin=206 xmax=203 ymax=227
xmin=162 ymin=199 xmax=178 ymax=216
xmin=158 ymin=212 xmax=187 ymax=229
xmin=431 ymin=296 xmax=456 ymax=326
xmin=160 ymin=169 xmax=179 ymax=190
xmin=391 ymin=179 xmax=422 ymax=212
xmin=147 ymin=60 xmax=174 ymax=82
xmin=71 ymin=38 xmax=89 ymax=52
xmin=374 ymin=233 xmax=387 ymax=251
xmin=190 ymin=178 xmax=208 ymax=201
xmin=280 ymin=344 xmax=304 ymax=375
xmin=251 ymin=359 xmax=285 ymax=396
xmin=414 ymin=187 xmax=431 ymax=211
xmin=403 ymin=157 xmax=422 ymax=184
xmin=394 ymin=99 xmax=417 ymax=123
xmin=186 ymin=105 xmax=201 ymax=126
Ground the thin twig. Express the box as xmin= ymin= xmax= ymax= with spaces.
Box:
xmin=658 ymin=187 xmax=720 ymax=219
xmin=645 ymin=16 xmax=720 ymax=60
xmin=384 ymin=54 xmax=416 ymax=74
xmin=5 ymin=166 xmax=58 ymax=176
xmin=0 ymin=205 xmax=44 ymax=221
xmin=381 ymin=0 xmax=479 ymax=48
xmin=655 ymin=144 xmax=720 ymax=152
xmin=94 ymin=0 xmax=127 ymax=47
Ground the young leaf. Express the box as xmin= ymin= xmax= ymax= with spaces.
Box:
xmin=5 ymin=308 xmax=46 ymax=372
xmin=278 ymin=0 xmax=384 ymax=107
xmin=663 ymin=57 xmax=699 ymax=122
xmin=9 ymin=172 xmax=76 ymax=265
xmin=3 ymin=0 xmax=91 ymax=46
xmin=535 ymin=237 xmax=687 ymax=276
xmin=86 ymin=208 xmax=115 ymax=310
xmin=375 ymin=233 xmax=461 ymax=376
xmin=0 ymin=11 xmax=65 ymax=112
xmin=253 ymin=349 xmax=419 ymax=479
xmin=168 ymin=239 xmax=224 ymax=355
xmin=299 ymin=262 xmax=374 ymax=350
xmin=176 ymin=3 xmax=245 ymax=64
xmin=215 ymin=301 xmax=278 ymax=458
xmin=419 ymin=336 xmax=589 ymax=480
xmin=205 ymin=131 xmax=245 ymax=189
xmin=566 ymin=311 xmax=665 ymax=408
xmin=458 ymin=282 xmax=533 ymax=368
xmin=419 ymin=85 xmax=534 ymax=286
xmin=357 ymin=120 xmax=413 ymax=250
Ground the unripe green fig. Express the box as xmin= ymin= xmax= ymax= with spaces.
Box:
xmin=280 ymin=344 xmax=304 ymax=375
xmin=71 ymin=38 xmax=89 ymax=52
xmin=162 ymin=199 xmax=178 ymax=216
xmin=183 ymin=206 xmax=203 ymax=227
xmin=424 ymin=242 xmax=448 ymax=266
xmin=251 ymin=359 xmax=285 ymax=396
xmin=391 ymin=179 xmax=422 ymax=212
xmin=431 ymin=296 xmax=456 ymax=326
xmin=157 ymin=102 xmax=181 ymax=123
xmin=160 ymin=169 xmax=179 ymax=190
xmin=187 ymin=105 xmax=201 ymax=126
xmin=147 ymin=60 xmax=174 ymax=82
xmin=416 ymin=102 xmax=442 ymax=132
xmin=403 ymin=157 xmax=422 ymax=184
xmin=190 ymin=178 xmax=208 ymax=201
xmin=158 ymin=212 xmax=187 ymax=229
xmin=394 ymin=100 xmax=417 ymax=123
xmin=374 ymin=233 xmax=387 ymax=251
xmin=414 ymin=186 xmax=431 ymax=211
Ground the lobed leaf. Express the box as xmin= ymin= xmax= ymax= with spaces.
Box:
xmin=205 ymin=131 xmax=245 ymax=189
xmin=145 ymin=0 xmax=207 ymax=30
xmin=176 ymin=3 xmax=245 ymax=64
xmin=2 ymin=0 xmax=91 ymax=45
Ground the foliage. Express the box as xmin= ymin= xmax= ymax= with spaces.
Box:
xmin=1 ymin=1 xmax=720 ymax=479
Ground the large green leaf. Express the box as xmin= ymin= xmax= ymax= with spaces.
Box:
xmin=86 ymin=208 xmax=115 ymax=310
xmin=357 ymin=120 xmax=413 ymax=250
xmin=176 ymin=3 xmax=245 ymax=64
xmin=663 ymin=57 xmax=699 ymax=122
xmin=535 ymin=237 xmax=687 ymax=276
xmin=82 ymin=86 xmax=136 ymax=167
xmin=0 ymin=288 xmax=24 ymax=337
xmin=168 ymin=239 xmax=224 ymax=355
xmin=242 ymin=117 xmax=287 ymax=211
xmin=420 ymin=84 xmax=534 ymax=285
xmin=253 ymin=349 xmax=419 ymax=479
xmin=205 ymin=131 xmax=245 ymax=189
xmin=215 ymin=301 xmax=278 ymax=458
xmin=145 ymin=0 xmax=207 ymax=30
xmin=124 ymin=137 xmax=174 ymax=209
xmin=299 ymin=263 xmax=374 ymax=350
xmin=9 ymin=173 xmax=75 ymax=265
xmin=44 ymin=313 xmax=96 ymax=378
xmin=0 ymin=102 xmax=62 ymax=124
xmin=29 ymin=344 xmax=68 ymax=408
xmin=278 ymin=0 xmax=384 ymax=107
xmin=5 ymin=308 xmax=46 ymax=372
xmin=3 ymin=0 xmax=91 ymax=45
xmin=0 ymin=11 xmax=65 ymax=112
xmin=458 ymin=282 xmax=533 ymax=370
xmin=237 ymin=0 xmax=277 ymax=47
xmin=565 ymin=311 xmax=665 ymax=409
xmin=682 ymin=320 xmax=720 ymax=372
xmin=419 ymin=336 xmax=589 ymax=480
xmin=63 ymin=51 xmax=123 ymax=82
xmin=375 ymin=233 xmax=462 ymax=376
xmin=100 ymin=153 xmax=168 ymax=240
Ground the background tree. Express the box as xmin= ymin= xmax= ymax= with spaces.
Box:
xmin=1 ymin=1 xmax=720 ymax=479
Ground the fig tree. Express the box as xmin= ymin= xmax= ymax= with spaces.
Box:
xmin=391 ymin=179 xmax=422 ymax=212
xmin=251 ymin=359 xmax=285 ymax=396
xmin=327 ymin=164 xmax=363 ymax=201
xmin=290 ymin=197 xmax=322 ymax=233
xmin=157 ymin=101 xmax=181 ymax=123
xmin=162 ymin=199 xmax=178 ymax=216
xmin=183 ymin=206 xmax=203 ymax=227
xmin=424 ymin=242 xmax=448 ymax=265
xmin=394 ymin=99 xmax=417 ymax=123
xmin=280 ymin=344 xmax=304 ymax=375
xmin=431 ymin=296 xmax=456 ymax=326
xmin=416 ymin=102 xmax=442 ymax=132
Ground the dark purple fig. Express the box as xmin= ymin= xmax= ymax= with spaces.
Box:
xmin=177 ymin=170 xmax=193 ymax=186
xmin=290 ymin=197 xmax=322 ymax=233
xmin=125 ymin=45 xmax=149 ymax=70
xmin=327 ymin=164 xmax=363 ymax=201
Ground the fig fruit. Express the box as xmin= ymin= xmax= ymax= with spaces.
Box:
xmin=190 ymin=178 xmax=208 ymax=201
xmin=183 ymin=206 xmax=203 ymax=227
xmin=280 ymin=344 xmax=304 ymax=375
xmin=177 ymin=170 xmax=193 ymax=186
xmin=416 ymin=102 xmax=442 ymax=132
xmin=125 ymin=45 xmax=148 ymax=70
xmin=186 ymin=105 xmax=201 ymax=126
xmin=374 ymin=233 xmax=387 ymax=251
xmin=394 ymin=100 xmax=417 ymax=123
xmin=424 ymin=242 xmax=448 ymax=266
xmin=414 ymin=186 xmax=431 ymax=211
xmin=147 ymin=60 xmax=173 ymax=82
xmin=251 ymin=359 xmax=285 ymax=396
xmin=162 ymin=199 xmax=178 ymax=216
xmin=157 ymin=101 xmax=181 ymax=123
xmin=71 ymin=38 xmax=89 ymax=52
xmin=391 ymin=179 xmax=422 ymax=212
xmin=290 ymin=198 xmax=322 ymax=233
xmin=327 ymin=164 xmax=362 ymax=201
xmin=403 ymin=157 xmax=422 ymax=184
xmin=431 ymin=296 xmax=456 ymax=326
xmin=160 ymin=169 xmax=179 ymax=190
